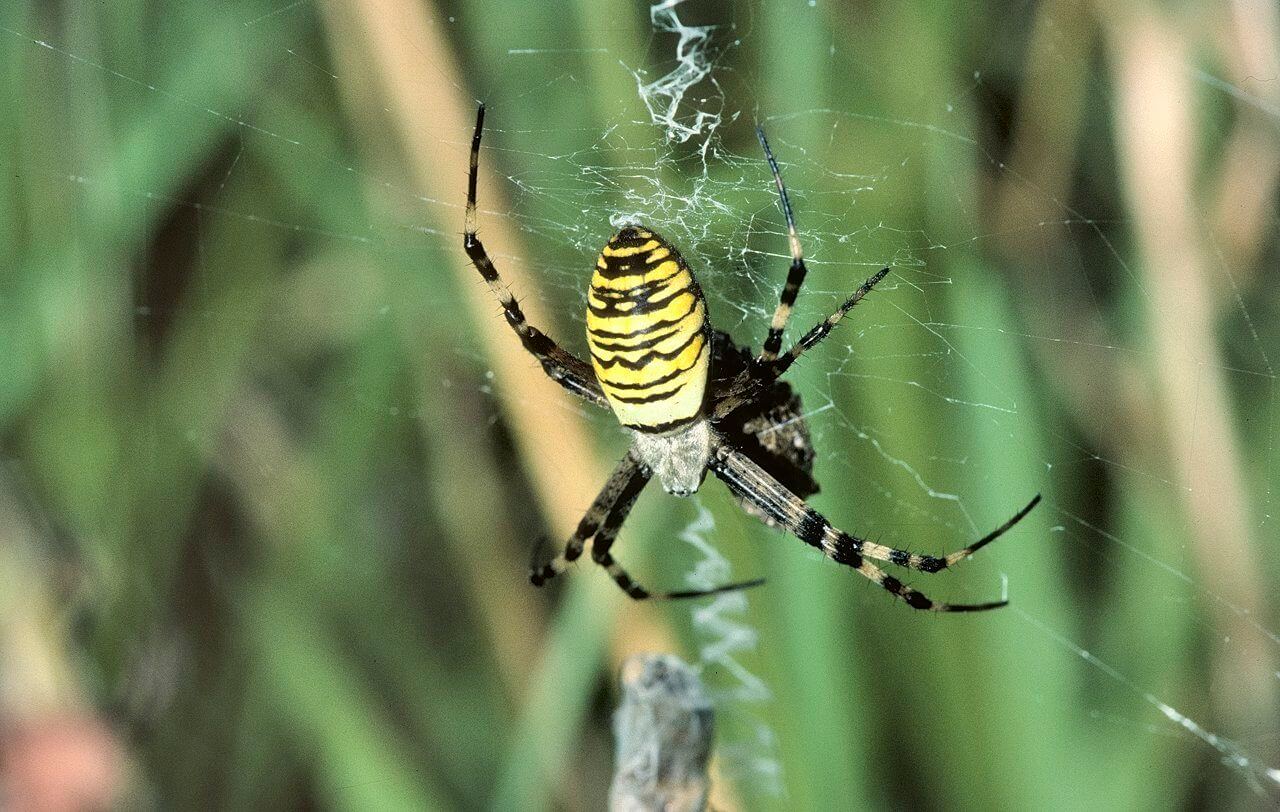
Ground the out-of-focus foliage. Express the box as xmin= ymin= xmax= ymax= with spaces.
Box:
xmin=1 ymin=0 xmax=1277 ymax=809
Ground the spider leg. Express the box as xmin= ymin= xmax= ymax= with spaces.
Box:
xmin=530 ymin=450 xmax=645 ymax=587
xmin=588 ymin=460 xmax=765 ymax=601
xmin=862 ymin=494 xmax=1041 ymax=573
xmin=709 ymin=269 xmax=891 ymax=422
xmin=464 ymin=104 xmax=606 ymax=407
xmin=756 ymin=127 xmax=810 ymax=363
xmin=709 ymin=442 xmax=1029 ymax=612
xmin=764 ymin=267 xmax=890 ymax=379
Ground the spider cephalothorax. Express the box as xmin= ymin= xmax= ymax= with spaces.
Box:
xmin=463 ymin=104 xmax=1039 ymax=610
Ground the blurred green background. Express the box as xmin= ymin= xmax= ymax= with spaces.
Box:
xmin=2 ymin=0 xmax=1278 ymax=809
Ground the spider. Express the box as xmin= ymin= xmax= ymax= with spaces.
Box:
xmin=463 ymin=104 xmax=1040 ymax=611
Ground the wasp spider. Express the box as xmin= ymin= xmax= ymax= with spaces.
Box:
xmin=463 ymin=105 xmax=1040 ymax=611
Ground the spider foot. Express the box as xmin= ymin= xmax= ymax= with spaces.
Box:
xmin=649 ymin=576 xmax=767 ymax=601
xmin=528 ymin=536 xmax=559 ymax=587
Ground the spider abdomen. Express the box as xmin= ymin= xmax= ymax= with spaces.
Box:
xmin=587 ymin=226 xmax=709 ymax=433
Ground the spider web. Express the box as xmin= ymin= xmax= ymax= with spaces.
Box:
xmin=485 ymin=6 xmax=1280 ymax=802
xmin=3 ymin=0 xmax=1278 ymax=806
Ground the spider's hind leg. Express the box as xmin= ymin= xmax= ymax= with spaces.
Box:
xmin=765 ymin=267 xmax=891 ymax=380
xmin=756 ymin=126 xmax=810 ymax=363
xmin=463 ymin=104 xmax=607 ymax=407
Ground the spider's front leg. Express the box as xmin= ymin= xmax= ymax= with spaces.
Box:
xmin=530 ymin=446 xmax=763 ymax=600
xmin=463 ymin=105 xmax=606 ymax=407
xmin=529 ymin=450 xmax=646 ymax=587
xmin=588 ymin=466 xmax=765 ymax=601
xmin=709 ymin=441 xmax=1039 ymax=612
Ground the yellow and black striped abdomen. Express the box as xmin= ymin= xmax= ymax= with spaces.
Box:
xmin=586 ymin=226 xmax=709 ymax=433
